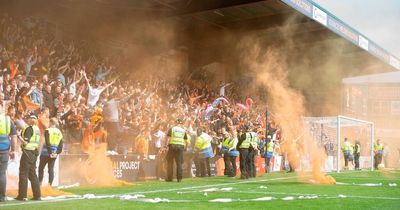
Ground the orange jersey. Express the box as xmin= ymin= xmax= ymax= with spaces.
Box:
xmin=8 ymin=61 xmax=18 ymax=79
xmin=91 ymin=113 xmax=102 ymax=125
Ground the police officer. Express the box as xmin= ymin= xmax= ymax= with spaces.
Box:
xmin=222 ymin=131 xmax=231 ymax=176
xmin=263 ymin=135 xmax=274 ymax=173
xmin=237 ymin=125 xmax=251 ymax=179
xmin=194 ymin=128 xmax=213 ymax=177
xmin=247 ymin=127 xmax=259 ymax=178
xmin=165 ymin=119 xmax=188 ymax=182
xmin=0 ymin=109 xmax=18 ymax=202
xmin=38 ymin=118 xmax=63 ymax=186
xmin=342 ymin=137 xmax=351 ymax=170
xmin=374 ymin=139 xmax=384 ymax=169
xmin=222 ymin=131 xmax=238 ymax=177
xmin=354 ymin=140 xmax=361 ymax=170
xmin=16 ymin=114 xmax=41 ymax=201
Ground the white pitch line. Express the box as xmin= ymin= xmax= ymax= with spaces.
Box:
xmin=0 ymin=197 xmax=85 ymax=207
xmin=231 ymin=191 xmax=400 ymax=200
xmin=0 ymin=175 xmax=301 ymax=207
xmin=131 ymin=175 xmax=302 ymax=195
xmin=343 ymin=195 xmax=400 ymax=200
xmin=225 ymin=191 xmax=321 ymax=196
xmin=333 ymin=176 xmax=398 ymax=181
xmin=324 ymin=195 xmax=400 ymax=200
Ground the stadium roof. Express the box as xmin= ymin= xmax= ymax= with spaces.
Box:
xmin=342 ymin=71 xmax=400 ymax=85
xmin=280 ymin=0 xmax=400 ymax=71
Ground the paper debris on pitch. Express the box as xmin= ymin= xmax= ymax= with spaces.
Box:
xmin=253 ymin=197 xmax=274 ymax=201
xmin=281 ymin=196 xmax=295 ymax=200
xmin=209 ymin=198 xmax=234 ymax=203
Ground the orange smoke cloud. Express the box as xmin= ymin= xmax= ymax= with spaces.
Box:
xmin=7 ymin=185 xmax=71 ymax=198
xmin=81 ymin=143 xmax=132 ymax=187
xmin=237 ymin=37 xmax=335 ymax=184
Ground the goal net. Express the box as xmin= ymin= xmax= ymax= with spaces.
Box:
xmin=304 ymin=115 xmax=374 ymax=172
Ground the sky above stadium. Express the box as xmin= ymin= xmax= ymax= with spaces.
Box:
xmin=314 ymin=0 xmax=400 ymax=58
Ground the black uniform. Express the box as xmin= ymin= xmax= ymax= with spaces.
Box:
xmin=237 ymin=132 xmax=250 ymax=179
xmin=165 ymin=127 xmax=187 ymax=182
xmin=16 ymin=126 xmax=41 ymax=200
xmin=354 ymin=143 xmax=361 ymax=170
xmin=223 ymin=146 xmax=237 ymax=177
xmin=38 ymin=129 xmax=63 ymax=186
xmin=247 ymin=132 xmax=257 ymax=178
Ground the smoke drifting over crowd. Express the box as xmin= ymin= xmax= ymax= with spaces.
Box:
xmin=231 ymin=36 xmax=335 ymax=183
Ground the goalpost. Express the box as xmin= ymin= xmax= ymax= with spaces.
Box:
xmin=304 ymin=115 xmax=374 ymax=172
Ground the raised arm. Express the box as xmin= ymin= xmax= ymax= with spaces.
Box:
xmin=102 ymin=78 xmax=117 ymax=91
xmin=83 ymin=71 xmax=91 ymax=89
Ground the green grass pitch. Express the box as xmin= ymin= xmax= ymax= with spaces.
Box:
xmin=1 ymin=170 xmax=399 ymax=210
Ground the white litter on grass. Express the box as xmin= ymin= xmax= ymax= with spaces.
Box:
xmin=388 ymin=183 xmax=397 ymax=187
xmin=120 ymin=194 xmax=146 ymax=200
xmin=281 ymin=196 xmax=295 ymax=201
xmin=6 ymin=197 xmax=15 ymax=201
xmin=298 ymin=195 xmax=318 ymax=199
xmin=83 ymin=194 xmax=96 ymax=199
xmin=57 ymin=183 xmax=80 ymax=189
xmin=203 ymin=192 xmax=208 ymax=197
xmin=258 ymin=185 xmax=268 ymax=189
xmin=82 ymin=194 xmax=116 ymax=199
xmin=41 ymin=195 xmax=81 ymax=201
xmin=42 ymin=196 xmax=67 ymax=201
xmin=209 ymin=198 xmax=234 ymax=203
xmin=141 ymin=198 xmax=170 ymax=203
xmin=252 ymin=197 xmax=274 ymax=201
xmin=95 ymin=195 xmax=116 ymax=199
xmin=220 ymin=187 xmax=233 ymax=191
xmin=338 ymin=194 xmax=347 ymax=198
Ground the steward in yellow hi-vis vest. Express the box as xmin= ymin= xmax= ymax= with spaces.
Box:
xmin=342 ymin=137 xmax=351 ymax=170
xmin=263 ymin=135 xmax=275 ymax=173
xmin=222 ymin=131 xmax=238 ymax=177
xmin=16 ymin=114 xmax=41 ymax=201
xmin=194 ymin=128 xmax=213 ymax=177
xmin=237 ymin=124 xmax=252 ymax=179
xmin=247 ymin=130 xmax=259 ymax=178
xmin=39 ymin=118 xmax=63 ymax=186
xmin=0 ymin=112 xmax=18 ymax=202
xmin=166 ymin=118 xmax=187 ymax=182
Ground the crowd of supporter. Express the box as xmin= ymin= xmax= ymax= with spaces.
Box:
xmin=0 ymin=14 xmax=281 ymax=159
